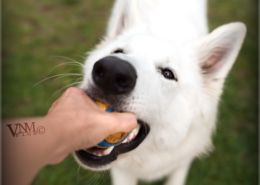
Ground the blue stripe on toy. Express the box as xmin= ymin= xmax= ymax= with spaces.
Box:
xmin=96 ymin=107 xmax=128 ymax=148
xmin=106 ymin=108 xmax=114 ymax=112
xmin=97 ymin=133 xmax=129 ymax=148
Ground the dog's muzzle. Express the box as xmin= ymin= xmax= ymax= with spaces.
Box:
xmin=74 ymin=120 xmax=150 ymax=168
xmin=74 ymin=56 xmax=150 ymax=169
xmin=92 ymin=56 xmax=137 ymax=95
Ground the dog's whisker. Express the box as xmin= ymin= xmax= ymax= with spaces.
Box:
xmin=46 ymin=61 xmax=83 ymax=75
xmin=97 ymin=171 xmax=107 ymax=184
xmin=76 ymin=165 xmax=81 ymax=182
xmin=101 ymin=171 xmax=110 ymax=183
xmin=50 ymin=56 xmax=84 ymax=67
xmin=93 ymin=172 xmax=101 ymax=185
xmin=52 ymin=81 xmax=82 ymax=96
xmin=81 ymin=170 xmax=94 ymax=181
xmin=73 ymin=77 xmax=84 ymax=84
xmin=33 ymin=73 xmax=82 ymax=87
xmin=94 ymin=171 xmax=104 ymax=184
xmin=68 ymin=76 xmax=83 ymax=84
xmin=73 ymin=54 xmax=87 ymax=60
xmin=53 ymin=75 xmax=83 ymax=82
xmin=86 ymin=171 xmax=99 ymax=185
xmin=100 ymin=170 xmax=109 ymax=183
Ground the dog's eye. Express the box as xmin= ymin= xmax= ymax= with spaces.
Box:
xmin=112 ymin=49 xmax=124 ymax=54
xmin=161 ymin=68 xmax=178 ymax=81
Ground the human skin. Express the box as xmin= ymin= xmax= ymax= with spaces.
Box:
xmin=2 ymin=87 xmax=137 ymax=185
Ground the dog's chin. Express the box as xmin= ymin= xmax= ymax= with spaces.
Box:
xmin=74 ymin=120 xmax=150 ymax=170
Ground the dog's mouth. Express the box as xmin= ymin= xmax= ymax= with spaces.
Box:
xmin=74 ymin=119 xmax=150 ymax=168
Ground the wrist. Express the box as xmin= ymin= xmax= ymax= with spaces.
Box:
xmin=41 ymin=115 xmax=71 ymax=164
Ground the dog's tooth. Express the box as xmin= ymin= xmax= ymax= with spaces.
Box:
xmin=121 ymin=125 xmax=140 ymax=143
xmin=127 ymin=133 xmax=132 ymax=141
xmin=122 ymin=138 xmax=128 ymax=143
xmin=128 ymin=133 xmax=134 ymax=141
xmin=132 ymin=124 xmax=140 ymax=135
xmin=103 ymin=146 xmax=114 ymax=155
xmin=94 ymin=152 xmax=103 ymax=157
xmin=122 ymin=136 xmax=128 ymax=143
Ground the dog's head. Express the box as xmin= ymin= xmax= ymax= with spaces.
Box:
xmin=73 ymin=22 xmax=246 ymax=170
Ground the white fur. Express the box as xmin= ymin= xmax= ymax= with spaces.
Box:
xmin=77 ymin=0 xmax=246 ymax=184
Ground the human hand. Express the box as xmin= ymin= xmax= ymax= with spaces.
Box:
xmin=46 ymin=87 xmax=137 ymax=164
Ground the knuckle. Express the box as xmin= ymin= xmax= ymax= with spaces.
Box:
xmin=52 ymin=100 xmax=58 ymax=107
xmin=66 ymin=87 xmax=79 ymax=93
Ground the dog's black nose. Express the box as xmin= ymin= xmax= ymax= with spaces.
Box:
xmin=92 ymin=56 xmax=137 ymax=95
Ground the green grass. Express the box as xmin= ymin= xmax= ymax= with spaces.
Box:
xmin=2 ymin=0 xmax=258 ymax=185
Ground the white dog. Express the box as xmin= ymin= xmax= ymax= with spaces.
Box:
xmin=74 ymin=0 xmax=246 ymax=184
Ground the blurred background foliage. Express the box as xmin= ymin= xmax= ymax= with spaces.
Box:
xmin=2 ymin=0 xmax=258 ymax=185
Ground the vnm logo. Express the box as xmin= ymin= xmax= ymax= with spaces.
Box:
xmin=6 ymin=122 xmax=45 ymax=137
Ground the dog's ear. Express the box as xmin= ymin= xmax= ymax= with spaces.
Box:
xmin=105 ymin=0 xmax=128 ymax=39
xmin=197 ymin=22 xmax=246 ymax=88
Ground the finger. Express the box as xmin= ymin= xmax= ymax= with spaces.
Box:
xmin=100 ymin=112 xmax=138 ymax=135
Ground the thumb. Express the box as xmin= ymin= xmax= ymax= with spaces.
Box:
xmin=101 ymin=112 xmax=138 ymax=135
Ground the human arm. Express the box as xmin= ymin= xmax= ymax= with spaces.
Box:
xmin=2 ymin=87 xmax=137 ymax=185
